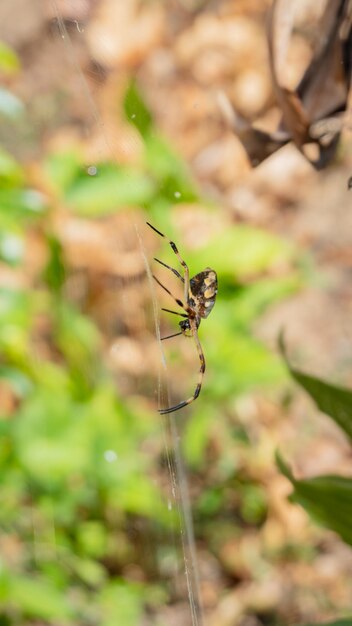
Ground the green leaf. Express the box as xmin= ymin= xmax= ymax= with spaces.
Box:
xmin=65 ymin=165 xmax=155 ymax=215
xmin=187 ymin=224 xmax=293 ymax=281
xmin=0 ymin=288 xmax=38 ymax=364
xmin=57 ymin=303 xmax=100 ymax=355
xmin=145 ymin=134 xmax=198 ymax=202
xmin=240 ymin=484 xmax=267 ymax=524
xmin=9 ymin=575 xmax=72 ymax=621
xmin=0 ymin=188 xmax=47 ymax=216
xmin=183 ymin=406 xmax=213 ymax=467
xmin=205 ymin=305 xmax=286 ymax=397
xmin=0 ymin=288 xmax=33 ymax=325
xmin=0 ymin=147 xmax=24 ymax=187
xmin=43 ymin=151 xmax=82 ymax=196
xmin=277 ymin=454 xmax=352 ymax=546
xmin=231 ymin=275 xmax=301 ymax=327
xmin=197 ymin=487 xmax=224 ymax=516
xmin=118 ymin=475 xmax=169 ymax=521
xmin=14 ymin=389 xmax=89 ymax=483
xmin=0 ymin=563 xmax=11 ymax=603
xmin=0 ymin=42 xmax=20 ymax=74
xmin=77 ymin=521 xmax=107 ymax=559
xmin=123 ymin=80 xmax=153 ymax=137
xmin=70 ymin=556 xmax=106 ymax=587
xmin=279 ymin=334 xmax=352 ymax=440
xmin=43 ymin=236 xmax=66 ymax=292
xmin=98 ymin=579 xmax=144 ymax=626
xmin=0 ymin=366 xmax=33 ymax=397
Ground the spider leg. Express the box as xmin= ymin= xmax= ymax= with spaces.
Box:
xmin=161 ymin=331 xmax=183 ymax=341
xmin=159 ymin=321 xmax=206 ymax=415
xmin=153 ymin=274 xmax=191 ymax=316
xmin=161 ymin=308 xmax=187 ymax=318
xmin=147 ymin=222 xmax=190 ymax=302
xmin=154 ymin=258 xmax=184 ymax=283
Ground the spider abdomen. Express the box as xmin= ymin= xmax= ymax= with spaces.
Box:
xmin=189 ymin=268 xmax=218 ymax=319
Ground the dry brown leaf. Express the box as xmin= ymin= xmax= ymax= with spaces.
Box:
xmin=227 ymin=0 xmax=352 ymax=169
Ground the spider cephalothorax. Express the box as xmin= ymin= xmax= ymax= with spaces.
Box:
xmin=179 ymin=318 xmax=193 ymax=336
xmin=147 ymin=222 xmax=218 ymax=414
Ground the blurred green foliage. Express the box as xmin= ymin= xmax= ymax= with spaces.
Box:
xmin=0 ymin=78 xmax=302 ymax=625
xmin=0 ymin=279 xmax=169 ymax=623
xmin=279 ymin=336 xmax=352 ymax=547
xmin=0 ymin=138 xmax=170 ymax=622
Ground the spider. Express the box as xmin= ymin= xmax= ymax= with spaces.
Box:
xmin=147 ymin=221 xmax=218 ymax=414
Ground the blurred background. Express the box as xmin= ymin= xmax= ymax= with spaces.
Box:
xmin=0 ymin=0 xmax=351 ymax=625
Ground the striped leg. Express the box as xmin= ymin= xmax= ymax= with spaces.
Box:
xmin=161 ymin=308 xmax=187 ymax=318
xmin=152 ymin=274 xmax=191 ymax=316
xmin=154 ymin=257 xmax=184 ymax=283
xmin=159 ymin=321 xmax=206 ymax=414
xmin=161 ymin=331 xmax=183 ymax=341
xmin=147 ymin=222 xmax=189 ymax=302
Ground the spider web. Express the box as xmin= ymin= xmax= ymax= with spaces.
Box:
xmin=49 ymin=3 xmax=205 ymax=624
xmin=138 ymin=225 xmax=204 ymax=626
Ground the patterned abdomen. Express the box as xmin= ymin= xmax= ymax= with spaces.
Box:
xmin=189 ymin=268 xmax=218 ymax=319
